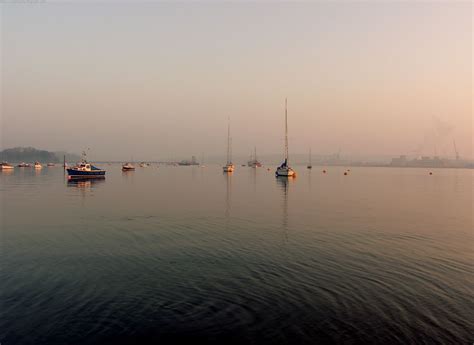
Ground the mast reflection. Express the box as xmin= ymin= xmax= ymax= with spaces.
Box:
xmin=276 ymin=177 xmax=293 ymax=243
xmin=224 ymin=172 xmax=232 ymax=222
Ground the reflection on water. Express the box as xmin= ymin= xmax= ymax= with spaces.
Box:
xmin=1 ymin=165 xmax=473 ymax=344
xmin=67 ymin=178 xmax=105 ymax=189
xmin=276 ymin=177 xmax=294 ymax=244
xmin=66 ymin=178 xmax=105 ymax=201
xmin=224 ymin=172 xmax=232 ymax=221
xmin=0 ymin=169 xmax=14 ymax=176
xmin=121 ymin=169 xmax=135 ymax=183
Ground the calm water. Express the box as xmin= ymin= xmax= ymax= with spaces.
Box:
xmin=1 ymin=165 xmax=473 ymax=344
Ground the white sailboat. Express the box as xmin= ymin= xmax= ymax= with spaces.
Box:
xmin=248 ymin=147 xmax=262 ymax=168
xmin=122 ymin=162 xmax=135 ymax=171
xmin=275 ymin=98 xmax=296 ymax=177
xmin=223 ymin=121 xmax=234 ymax=173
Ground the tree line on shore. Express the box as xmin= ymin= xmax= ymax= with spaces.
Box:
xmin=0 ymin=147 xmax=80 ymax=163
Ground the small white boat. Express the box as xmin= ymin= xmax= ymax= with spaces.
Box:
xmin=18 ymin=162 xmax=30 ymax=167
xmin=122 ymin=162 xmax=135 ymax=171
xmin=223 ymin=121 xmax=235 ymax=173
xmin=275 ymin=99 xmax=296 ymax=178
xmin=34 ymin=162 xmax=42 ymax=169
xmin=0 ymin=162 xmax=14 ymax=170
xmin=139 ymin=162 xmax=147 ymax=168
xmin=223 ymin=163 xmax=235 ymax=173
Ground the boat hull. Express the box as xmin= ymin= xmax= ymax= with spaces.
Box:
xmin=275 ymin=167 xmax=296 ymax=177
xmin=68 ymin=175 xmax=105 ymax=180
xmin=67 ymin=169 xmax=106 ymax=177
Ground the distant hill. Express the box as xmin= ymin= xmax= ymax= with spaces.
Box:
xmin=0 ymin=147 xmax=80 ymax=163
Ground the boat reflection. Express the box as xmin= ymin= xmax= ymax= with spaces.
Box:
xmin=67 ymin=177 xmax=105 ymax=189
xmin=276 ymin=177 xmax=294 ymax=243
xmin=224 ymin=172 xmax=232 ymax=222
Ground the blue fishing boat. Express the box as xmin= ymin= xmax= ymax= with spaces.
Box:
xmin=67 ymin=152 xmax=105 ymax=179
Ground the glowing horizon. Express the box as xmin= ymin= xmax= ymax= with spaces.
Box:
xmin=1 ymin=2 xmax=472 ymax=161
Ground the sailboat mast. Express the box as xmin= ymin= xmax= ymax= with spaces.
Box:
xmin=227 ymin=120 xmax=231 ymax=164
xmin=254 ymin=146 xmax=257 ymax=161
xmin=285 ymin=98 xmax=289 ymax=163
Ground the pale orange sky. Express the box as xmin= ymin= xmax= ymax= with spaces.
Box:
xmin=1 ymin=2 xmax=472 ymax=160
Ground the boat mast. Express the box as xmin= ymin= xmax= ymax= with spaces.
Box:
xmin=227 ymin=119 xmax=231 ymax=164
xmin=285 ymin=98 xmax=289 ymax=164
xmin=309 ymin=147 xmax=311 ymax=165
xmin=254 ymin=146 xmax=257 ymax=162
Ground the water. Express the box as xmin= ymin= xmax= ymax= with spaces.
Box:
xmin=1 ymin=165 xmax=472 ymax=344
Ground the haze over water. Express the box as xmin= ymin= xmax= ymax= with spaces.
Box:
xmin=1 ymin=165 xmax=472 ymax=344
xmin=2 ymin=2 xmax=472 ymax=160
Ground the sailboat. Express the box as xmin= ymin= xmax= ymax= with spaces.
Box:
xmin=307 ymin=148 xmax=312 ymax=169
xmin=247 ymin=147 xmax=262 ymax=168
xmin=223 ymin=121 xmax=235 ymax=173
xmin=275 ymin=98 xmax=296 ymax=177
xmin=122 ymin=162 xmax=135 ymax=171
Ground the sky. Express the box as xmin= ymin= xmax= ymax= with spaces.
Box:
xmin=1 ymin=1 xmax=472 ymax=161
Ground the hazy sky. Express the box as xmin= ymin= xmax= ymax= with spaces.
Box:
xmin=1 ymin=1 xmax=472 ymax=161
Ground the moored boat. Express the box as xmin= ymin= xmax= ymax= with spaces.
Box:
xmin=223 ymin=121 xmax=234 ymax=173
xmin=47 ymin=163 xmax=55 ymax=167
xmin=18 ymin=162 xmax=31 ymax=167
xmin=248 ymin=147 xmax=262 ymax=168
xmin=34 ymin=162 xmax=43 ymax=169
xmin=67 ymin=152 xmax=105 ymax=179
xmin=275 ymin=99 xmax=296 ymax=178
xmin=0 ymin=162 xmax=14 ymax=170
xmin=122 ymin=163 xmax=135 ymax=171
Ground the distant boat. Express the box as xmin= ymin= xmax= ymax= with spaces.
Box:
xmin=0 ymin=162 xmax=14 ymax=170
xmin=34 ymin=162 xmax=43 ymax=170
xmin=139 ymin=162 xmax=147 ymax=168
xmin=47 ymin=163 xmax=55 ymax=167
xmin=67 ymin=151 xmax=105 ymax=179
xmin=17 ymin=162 xmax=30 ymax=168
xmin=122 ymin=162 xmax=135 ymax=171
xmin=178 ymin=156 xmax=199 ymax=166
xmin=307 ymin=148 xmax=312 ymax=169
xmin=248 ymin=146 xmax=262 ymax=168
xmin=223 ymin=121 xmax=235 ymax=173
xmin=275 ymin=99 xmax=296 ymax=177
